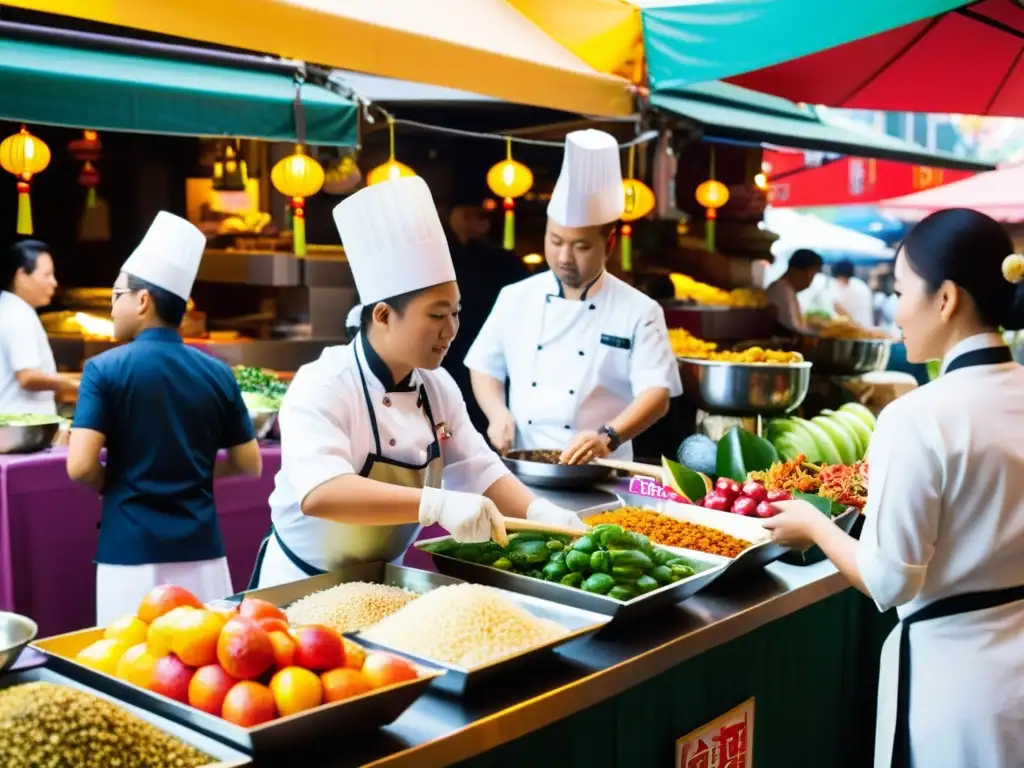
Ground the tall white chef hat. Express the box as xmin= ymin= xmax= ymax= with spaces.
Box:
xmin=547 ymin=129 xmax=625 ymax=228
xmin=333 ymin=176 xmax=456 ymax=305
xmin=120 ymin=212 xmax=206 ymax=300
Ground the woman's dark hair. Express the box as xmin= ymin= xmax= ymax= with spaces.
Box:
xmin=832 ymin=259 xmax=855 ymax=279
xmin=899 ymin=208 xmax=1023 ymax=331
xmin=359 ymin=286 xmax=431 ymax=333
xmin=3 ymin=239 xmax=50 ymax=291
xmin=125 ymin=274 xmax=187 ymax=327
xmin=788 ymin=249 xmax=824 ymax=271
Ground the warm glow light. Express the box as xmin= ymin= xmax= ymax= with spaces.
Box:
xmin=0 ymin=126 xmax=51 ymax=178
xmin=75 ymin=312 xmax=114 ymax=339
xmin=695 ymin=179 xmax=729 ymax=210
xmin=271 ymin=147 xmax=325 ymax=198
xmin=754 ymin=173 xmax=768 ymax=190
xmin=522 ymin=252 xmax=544 ymax=266
xmin=367 ymin=159 xmax=416 ymax=186
xmin=621 ymin=179 xmax=655 ymax=221
xmin=487 ymin=159 xmax=533 ymax=199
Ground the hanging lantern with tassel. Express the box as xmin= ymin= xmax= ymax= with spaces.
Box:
xmin=67 ymin=130 xmax=102 ymax=208
xmin=486 ymin=138 xmax=533 ymax=250
xmin=694 ymin=147 xmax=729 ymax=253
xmin=1 ymin=126 xmax=51 ymax=235
xmin=619 ymin=144 xmax=655 ymax=272
xmin=367 ymin=116 xmax=416 ymax=186
xmin=271 ymin=145 xmax=324 ymax=257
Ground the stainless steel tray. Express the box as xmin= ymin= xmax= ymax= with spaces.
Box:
xmin=33 ymin=620 xmax=440 ymax=753
xmin=237 ymin=563 xmax=611 ymax=696
xmin=502 ymin=450 xmax=613 ymax=489
xmin=0 ymin=666 xmax=250 ymax=766
xmin=416 ymin=537 xmax=727 ymax=622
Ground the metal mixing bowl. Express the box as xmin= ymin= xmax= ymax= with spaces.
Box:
xmin=798 ymin=336 xmax=892 ymax=376
xmin=249 ymin=409 xmax=278 ymax=440
xmin=0 ymin=612 xmax=38 ymax=673
xmin=678 ymin=359 xmax=812 ymax=416
xmin=0 ymin=422 xmax=61 ymax=454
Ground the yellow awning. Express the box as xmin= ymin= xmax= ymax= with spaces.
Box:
xmin=6 ymin=0 xmax=634 ymax=117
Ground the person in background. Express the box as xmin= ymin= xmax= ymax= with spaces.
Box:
xmin=763 ymin=208 xmax=1024 ymax=767
xmin=766 ymin=248 xmax=824 ymax=333
xmin=0 ymin=240 xmax=77 ymax=413
xmin=831 ymin=258 xmax=875 ymax=328
xmin=466 ymin=129 xmax=682 ymax=465
xmin=442 ymin=181 xmax=528 ymax=436
xmin=67 ymin=212 xmax=262 ymax=625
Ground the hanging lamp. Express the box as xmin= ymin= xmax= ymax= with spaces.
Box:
xmin=271 ymin=146 xmax=324 ymax=257
xmin=486 ymin=138 xmax=533 ymax=250
xmin=619 ymin=144 xmax=656 ymax=272
xmin=367 ymin=116 xmax=416 ymax=186
xmin=0 ymin=126 xmax=51 ymax=235
xmin=694 ymin=146 xmax=729 ymax=252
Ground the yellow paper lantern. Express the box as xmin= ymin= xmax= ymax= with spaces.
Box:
xmin=621 ymin=179 xmax=655 ymax=222
xmin=486 ymin=140 xmax=533 ymax=250
xmin=695 ymin=179 xmax=730 ymax=210
xmin=367 ymin=115 xmax=417 ymax=187
xmin=271 ymin=145 xmax=325 ymax=257
xmin=0 ymin=126 xmax=51 ymax=235
xmin=522 ymin=252 xmax=543 ymax=266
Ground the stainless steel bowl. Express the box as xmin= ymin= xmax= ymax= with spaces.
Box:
xmin=798 ymin=336 xmax=892 ymax=376
xmin=678 ymin=359 xmax=812 ymax=416
xmin=0 ymin=611 xmax=38 ymax=673
xmin=0 ymin=422 xmax=61 ymax=454
xmin=249 ymin=410 xmax=278 ymax=440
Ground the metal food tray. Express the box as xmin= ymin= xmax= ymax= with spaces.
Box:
xmin=32 ymin=620 xmax=440 ymax=754
xmin=0 ymin=666 xmax=250 ymax=767
xmin=237 ymin=562 xmax=611 ymax=696
xmin=502 ymin=450 xmax=613 ymax=489
xmin=416 ymin=536 xmax=728 ymax=622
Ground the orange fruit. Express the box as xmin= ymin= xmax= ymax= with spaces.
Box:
xmin=268 ymin=631 xmax=297 ymax=670
xmin=216 ymin=617 xmax=274 ymax=680
xmin=321 ymin=667 xmax=372 ymax=703
xmin=269 ymin=667 xmax=323 ymax=717
xmin=222 ymin=681 xmax=277 ymax=726
xmin=104 ymin=615 xmax=149 ymax=646
xmin=169 ymin=609 xmax=226 ymax=667
xmin=341 ymin=638 xmax=366 ymax=670
xmin=75 ymin=638 xmax=131 ymax=676
xmin=147 ymin=606 xmax=197 ymax=658
xmin=137 ymin=585 xmax=203 ymax=624
xmin=188 ymin=664 xmax=236 ymax=715
xmin=115 ymin=643 xmax=158 ymax=688
xmin=239 ymin=597 xmax=288 ymax=624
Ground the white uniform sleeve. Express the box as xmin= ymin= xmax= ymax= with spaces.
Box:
xmin=463 ymin=288 xmax=509 ymax=381
xmin=277 ymin=367 xmax=358 ymax=507
xmin=856 ymin=400 xmax=942 ymax=612
xmin=630 ymin=303 xmax=683 ymax=397
xmin=2 ymin=304 xmax=44 ymax=372
xmin=430 ymin=368 xmax=511 ymax=494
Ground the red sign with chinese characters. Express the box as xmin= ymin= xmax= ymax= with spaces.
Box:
xmin=676 ymin=698 xmax=754 ymax=768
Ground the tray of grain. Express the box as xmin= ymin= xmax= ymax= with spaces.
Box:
xmin=0 ymin=666 xmax=249 ymax=767
xmin=239 ymin=564 xmax=610 ymax=696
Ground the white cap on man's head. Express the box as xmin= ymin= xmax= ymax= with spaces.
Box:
xmin=333 ymin=176 xmax=456 ymax=305
xmin=547 ymin=129 xmax=625 ymax=228
xmin=120 ymin=212 xmax=206 ymax=300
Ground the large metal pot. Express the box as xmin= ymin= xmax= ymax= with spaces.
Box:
xmin=798 ymin=336 xmax=892 ymax=376
xmin=0 ymin=611 xmax=37 ymax=673
xmin=0 ymin=421 xmax=61 ymax=454
xmin=678 ymin=359 xmax=812 ymax=417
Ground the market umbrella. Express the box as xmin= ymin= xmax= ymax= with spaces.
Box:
xmin=762 ymin=208 xmax=894 ymax=260
xmin=727 ymin=0 xmax=1024 ymax=117
xmin=878 ymin=163 xmax=1024 ymax=222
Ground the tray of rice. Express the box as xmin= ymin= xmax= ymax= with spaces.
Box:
xmin=355 ymin=583 xmax=610 ymax=695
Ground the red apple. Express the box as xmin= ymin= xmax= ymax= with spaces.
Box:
xmin=216 ymin=617 xmax=274 ymax=680
xmin=239 ymin=597 xmax=288 ymax=624
xmin=292 ymin=626 xmax=344 ymax=672
xmin=188 ymin=664 xmax=236 ymax=715
xmin=714 ymin=478 xmax=741 ymax=500
xmin=149 ymin=654 xmax=194 ymax=703
xmin=221 ymin=681 xmax=277 ymax=727
xmin=755 ymin=501 xmax=776 ymax=519
xmin=741 ymin=481 xmax=767 ymax=504
xmin=766 ymin=489 xmax=792 ymax=503
xmin=360 ymin=652 xmax=418 ymax=689
xmin=731 ymin=497 xmax=757 ymax=517
xmin=703 ymin=493 xmax=731 ymax=512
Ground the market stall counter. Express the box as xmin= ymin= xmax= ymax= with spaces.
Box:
xmin=0 ymin=445 xmax=280 ymax=637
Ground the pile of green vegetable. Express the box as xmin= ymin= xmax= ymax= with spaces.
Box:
xmin=234 ymin=366 xmax=287 ymax=411
xmin=0 ymin=413 xmax=63 ymax=427
xmin=421 ymin=526 xmax=700 ymax=602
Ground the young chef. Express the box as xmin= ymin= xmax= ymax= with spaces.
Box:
xmin=464 ymin=129 xmax=682 ymax=464
xmin=251 ymin=176 xmax=582 ymax=589
xmin=765 ymin=248 xmax=823 ymax=334
xmin=0 ymin=240 xmax=77 ymax=413
xmin=67 ymin=212 xmax=262 ymax=624
xmin=762 ymin=208 xmax=1024 ymax=767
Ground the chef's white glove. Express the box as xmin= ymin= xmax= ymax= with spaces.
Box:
xmin=419 ymin=487 xmax=508 ymax=546
xmin=526 ymin=499 xmax=588 ymax=531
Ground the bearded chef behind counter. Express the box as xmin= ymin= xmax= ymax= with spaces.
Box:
xmin=465 ymin=130 xmax=682 ymax=464
xmin=250 ymin=177 xmax=582 ymax=590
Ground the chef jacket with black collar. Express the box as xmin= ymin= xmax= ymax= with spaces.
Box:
xmin=464 ymin=270 xmax=682 ymax=460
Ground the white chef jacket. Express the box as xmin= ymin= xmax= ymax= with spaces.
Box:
xmin=855 ymin=333 xmax=1024 ymax=767
xmin=0 ymin=290 xmax=57 ymax=414
xmin=832 ymin=276 xmax=875 ymax=328
xmin=268 ymin=340 xmax=510 ymax=571
xmin=464 ymin=271 xmax=682 ymax=460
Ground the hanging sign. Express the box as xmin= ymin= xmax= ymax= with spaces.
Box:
xmin=675 ymin=697 xmax=754 ymax=768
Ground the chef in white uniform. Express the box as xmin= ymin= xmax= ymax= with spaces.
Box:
xmin=762 ymin=208 xmax=1024 ymax=767
xmin=465 ymin=129 xmax=682 ymax=464
xmin=251 ymin=177 xmax=582 ymax=589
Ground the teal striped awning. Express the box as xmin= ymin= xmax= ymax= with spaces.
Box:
xmin=0 ymin=37 xmax=357 ymax=146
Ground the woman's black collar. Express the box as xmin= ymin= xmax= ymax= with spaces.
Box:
xmin=360 ymin=333 xmax=416 ymax=392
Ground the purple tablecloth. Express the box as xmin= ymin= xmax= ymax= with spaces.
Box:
xmin=0 ymin=446 xmax=279 ymax=637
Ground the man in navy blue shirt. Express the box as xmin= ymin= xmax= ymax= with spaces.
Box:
xmin=67 ymin=212 xmax=262 ymax=625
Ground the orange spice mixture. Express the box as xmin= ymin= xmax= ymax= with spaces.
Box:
xmin=587 ymin=508 xmax=751 ymax=558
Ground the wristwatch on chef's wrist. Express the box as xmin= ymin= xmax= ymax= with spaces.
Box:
xmin=597 ymin=425 xmax=621 ymax=451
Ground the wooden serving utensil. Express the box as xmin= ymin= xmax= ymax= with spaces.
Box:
xmin=502 ymin=517 xmax=588 ymax=539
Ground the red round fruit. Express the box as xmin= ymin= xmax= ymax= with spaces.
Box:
xmin=755 ymin=501 xmax=775 ymax=518
xmin=766 ymin=490 xmax=792 ymax=503
xmin=703 ymin=493 xmax=731 ymax=512
xmin=714 ymin=478 xmax=741 ymax=500
xmin=731 ymin=497 xmax=757 ymax=516
xmin=741 ymin=481 xmax=767 ymax=503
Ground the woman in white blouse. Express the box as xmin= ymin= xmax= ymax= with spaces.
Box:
xmin=763 ymin=208 xmax=1024 ymax=768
